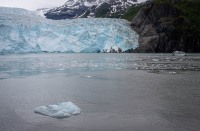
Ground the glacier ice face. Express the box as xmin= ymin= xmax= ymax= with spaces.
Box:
xmin=34 ymin=102 xmax=81 ymax=118
xmin=0 ymin=7 xmax=138 ymax=53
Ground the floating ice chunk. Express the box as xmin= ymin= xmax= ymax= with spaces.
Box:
xmin=34 ymin=102 xmax=81 ymax=118
xmin=179 ymin=59 xmax=183 ymax=61
xmin=169 ymin=71 xmax=177 ymax=74
xmin=84 ymin=75 xmax=93 ymax=78
xmin=152 ymin=59 xmax=159 ymax=62
xmin=148 ymin=70 xmax=160 ymax=73
xmin=173 ymin=51 xmax=186 ymax=56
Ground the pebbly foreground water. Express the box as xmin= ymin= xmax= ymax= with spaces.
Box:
xmin=0 ymin=53 xmax=200 ymax=131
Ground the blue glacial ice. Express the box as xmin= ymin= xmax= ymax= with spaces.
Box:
xmin=34 ymin=102 xmax=81 ymax=118
xmin=0 ymin=7 xmax=139 ymax=53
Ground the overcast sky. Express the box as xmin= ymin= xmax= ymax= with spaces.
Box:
xmin=0 ymin=0 xmax=67 ymax=11
xmin=0 ymin=0 xmax=147 ymax=11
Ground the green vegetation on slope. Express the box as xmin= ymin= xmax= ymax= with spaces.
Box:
xmin=121 ymin=4 xmax=144 ymax=21
xmin=122 ymin=0 xmax=200 ymax=32
xmin=175 ymin=0 xmax=200 ymax=32
xmin=154 ymin=0 xmax=200 ymax=32
xmin=130 ymin=0 xmax=200 ymax=52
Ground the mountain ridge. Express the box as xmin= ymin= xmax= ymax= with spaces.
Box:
xmin=38 ymin=0 xmax=139 ymax=19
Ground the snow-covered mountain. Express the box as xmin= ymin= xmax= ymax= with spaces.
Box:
xmin=38 ymin=0 xmax=139 ymax=20
xmin=0 ymin=7 xmax=138 ymax=53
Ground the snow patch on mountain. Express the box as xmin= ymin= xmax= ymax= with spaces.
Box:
xmin=40 ymin=0 xmax=145 ymax=19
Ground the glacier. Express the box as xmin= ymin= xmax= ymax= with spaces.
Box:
xmin=34 ymin=102 xmax=81 ymax=118
xmin=0 ymin=7 xmax=138 ymax=53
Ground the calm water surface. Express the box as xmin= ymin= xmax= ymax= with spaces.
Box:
xmin=0 ymin=53 xmax=200 ymax=131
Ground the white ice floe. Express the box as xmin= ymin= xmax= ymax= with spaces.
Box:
xmin=169 ymin=71 xmax=177 ymax=74
xmin=34 ymin=101 xmax=81 ymax=118
xmin=84 ymin=75 xmax=93 ymax=78
xmin=173 ymin=51 xmax=186 ymax=56
xmin=152 ymin=59 xmax=159 ymax=62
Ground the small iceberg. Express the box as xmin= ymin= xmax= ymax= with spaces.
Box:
xmin=84 ymin=75 xmax=93 ymax=78
xmin=34 ymin=102 xmax=81 ymax=118
xmin=152 ymin=59 xmax=159 ymax=62
xmin=169 ymin=71 xmax=177 ymax=74
xmin=173 ymin=51 xmax=186 ymax=56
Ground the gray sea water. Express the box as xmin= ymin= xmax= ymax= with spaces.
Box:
xmin=0 ymin=53 xmax=200 ymax=131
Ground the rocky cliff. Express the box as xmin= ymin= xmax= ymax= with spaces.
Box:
xmin=131 ymin=0 xmax=200 ymax=53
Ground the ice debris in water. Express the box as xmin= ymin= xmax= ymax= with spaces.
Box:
xmin=84 ymin=75 xmax=93 ymax=78
xmin=152 ymin=59 xmax=159 ymax=62
xmin=169 ymin=71 xmax=177 ymax=74
xmin=34 ymin=102 xmax=81 ymax=118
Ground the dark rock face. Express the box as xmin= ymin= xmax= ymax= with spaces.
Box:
xmin=131 ymin=1 xmax=200 ymax=53
xmin=95 ymin=3 xmax=111 ymax=17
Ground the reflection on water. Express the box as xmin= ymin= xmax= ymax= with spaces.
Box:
xmin=0 ymin=53 xmax=200 ymax=79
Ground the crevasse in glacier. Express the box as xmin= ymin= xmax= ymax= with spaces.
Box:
xmin=0 ymin=7 xmax=139 ymax=53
